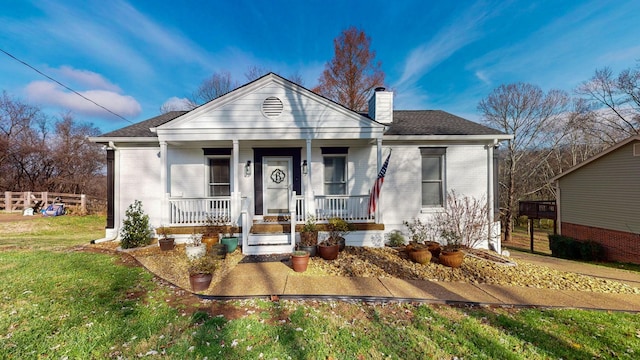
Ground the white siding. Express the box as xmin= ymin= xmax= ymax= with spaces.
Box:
xmin=170 ymin=148 xmax=207 ymax=198
xmin=380 ymin=144 xmax=490 ymax=235
xmin=117 ymin=147 xmax=162 ymax=229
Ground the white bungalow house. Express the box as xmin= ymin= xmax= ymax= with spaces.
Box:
xmin=91 ymin=73 xmax=511 ymax=254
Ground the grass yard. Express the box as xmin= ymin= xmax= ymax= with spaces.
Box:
xmin=1 ymin=214 xmax=639 ymax=359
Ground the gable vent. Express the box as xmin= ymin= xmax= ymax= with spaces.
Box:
xmin=634 ymin=143 xmax=640 ymax=156
xmin=262 ymin=96 xmax=283 ymax=118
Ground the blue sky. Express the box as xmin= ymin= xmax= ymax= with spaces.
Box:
xmin=1 ymin=0 xmax=639 ymax=133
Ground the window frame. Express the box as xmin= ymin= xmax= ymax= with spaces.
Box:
xmin=322 ymin=154 xmax=348 ymax=196
xmin=206 ymin=156 xmax=231 ymax=197
xmin=420 ymin=147 xmax=446 ymax=208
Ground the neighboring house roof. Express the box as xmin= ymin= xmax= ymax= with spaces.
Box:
xmin=550 ymin=135 xmax=640 ymax=182
xmin=386 ymin=110 xmax=505 ymax=136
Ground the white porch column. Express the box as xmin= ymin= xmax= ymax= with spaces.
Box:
xmin=487 ymin=141 xmax=500 ymax=253
xmin=305 ymin=138 xmax=315 ymax=218
xmin=376 ymin=138 xmax=382 ymax=223
xmin=160 ymin=141 xmax=169 ymax=224
xmin=232 ymin=139 xmax=240 ymax=222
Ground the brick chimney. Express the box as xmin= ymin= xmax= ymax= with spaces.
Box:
xmin=368 ymin=87 xmax=393 ymax=124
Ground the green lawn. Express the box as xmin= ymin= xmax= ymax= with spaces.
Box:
xmin=1 ymin=215 xmax=639 ymax=359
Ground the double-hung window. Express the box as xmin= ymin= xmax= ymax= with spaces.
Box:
xmin=322 ymin=147 xmax=348 ymax=195
xmin=208 ymin=157 xmax=230 ymax=196
xmin=421 ymin=147 xmax=446 ymax=207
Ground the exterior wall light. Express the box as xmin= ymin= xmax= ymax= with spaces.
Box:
xmin=245 ymin=160 xmax=252 ymax=176
xmin=302 ymin=160 xmax=308 ymax=174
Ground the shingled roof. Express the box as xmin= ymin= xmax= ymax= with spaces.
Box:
xmin=96 ymin=109 xmax=504 ymax=139
xmin=98 ymin=111 xmax=187 ymax=138
xmin=386 ymin=110 xmax=504 ymax=136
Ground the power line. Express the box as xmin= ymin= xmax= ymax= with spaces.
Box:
xmin=0 ymin=47 xmax=133 ymax=124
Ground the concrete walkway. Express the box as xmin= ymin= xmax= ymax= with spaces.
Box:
xmin=207 ymin=250 xmax=640 ymax=312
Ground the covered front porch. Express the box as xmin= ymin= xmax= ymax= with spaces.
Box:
xmin=165 ymin=192 xmax=384 ymax=255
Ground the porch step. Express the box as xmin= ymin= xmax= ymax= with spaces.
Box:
xmin=247 ymin=233 xmax=291 ymax=246
xmin=250 ymin=223 xmax=291 ymax=234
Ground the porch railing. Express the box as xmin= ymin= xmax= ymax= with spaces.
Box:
xmin=314 ymin=195 xmax=373 ymax=222
xmin=169 ymin=197 xmax=231 ymax=225
xmin=169 ymin=194 xmax=374 ymax=225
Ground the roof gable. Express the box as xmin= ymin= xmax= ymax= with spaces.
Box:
xmin=156 ymin=73 xmax=384 ymax=141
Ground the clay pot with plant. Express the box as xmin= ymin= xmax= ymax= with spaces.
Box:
xmin=318 ymin=217 xmax=352 ymax=260
xmin=156 ymin=225 xmax=175 ymax=251
xmin=403 ymin=218 xmax=436 ymax=264
xmin=201 ymin=215 xmax=220 ymax=250
xmin=298 ymin=215 xmax=318 ymax=257
xmin=188 ymin=256 xmax=217 ymax=292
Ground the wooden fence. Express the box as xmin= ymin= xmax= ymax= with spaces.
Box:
xmin=1 ymin=191 xmax=87 ymax=213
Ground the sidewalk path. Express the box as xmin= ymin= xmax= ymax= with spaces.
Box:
xmin=207 ymin=252 xmax=640 ymax=312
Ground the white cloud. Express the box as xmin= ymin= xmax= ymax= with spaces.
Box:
xmin=394 ymin=1 xmax=500 ymax=90
xmin=160 ymin=97 xmax=192 ymax=112
xmin=57 ymin=66 xmax=121 ymax=92
xmin=475 ymin=71 xmax=491 ymax=86
xmin=26 ymin=81 xmax=141 ymax=118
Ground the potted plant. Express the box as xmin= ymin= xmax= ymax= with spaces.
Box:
xmin=120 ymin=200 xmax=153 ymax=249
xmin=291 ymin=250 xmax=310 ymax=272
xmin=185 ymin=232 xmax=206 ymax=260
xmin=328 ymin=217 xmax=352 ymax=251
xmin=298 ymin=215 xmax=318 ymax=257
xmin=155 ymin=224 xmax=175 ymax=251
xmin=433 ymin=191 xmax=491 ymax=268
xmin=402 ymin=219 xmax=433 ymax=264
xmin=188 ymin=256 xmax=217 ymax=292
xmin=201 ymin=215 xmax=220 ymax=250
xmin=438 ymin=230 xmax=465 ymax=268
xmin=220 ymin=222 xmax=239 ymax=253
xmin=318 ymin=217 xmax=351 ymax=260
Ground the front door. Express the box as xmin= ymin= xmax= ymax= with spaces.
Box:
xmin=263 ymin=157 xmax=292 ymax=215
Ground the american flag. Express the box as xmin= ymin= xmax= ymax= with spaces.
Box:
xmin=368 ymin=151 xmax=391 ymax=216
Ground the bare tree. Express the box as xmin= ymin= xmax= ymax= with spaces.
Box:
xmin=314 ymin=27 xmax=385 ymax=111
xmin=478 ymin=83 xmax=569 ymax=242
xmin=188 ymin=71 xmax=237 ymax=107
xmin=576 ymin=65 xmax=640 ymax=143
xmin=245 ymin=66 xmax=269 ymax=82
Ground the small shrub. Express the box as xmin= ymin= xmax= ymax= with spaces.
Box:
xmin=386 ymin=230 xmax=405 ymax=247
xmin=548 ymin=234 xmax=581 ymax=260
xmin=120 ymin=200 xmax=152 ymax=249
xmin=580 ymin=240 xmax=605 ymax=261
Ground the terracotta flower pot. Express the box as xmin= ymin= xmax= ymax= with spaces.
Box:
xmin=408 ymin=247 xmax=432 ymax=264
xmin=439 ymin=250 xmax=465 ymax=268
xmin=158 ymin=237 xmax=175 ymax=251
xmin=291 ymin=251 xmax=310 ymax=272
xmin=300 ymin=231 xmax=318 ymax=246
xmin=202 ymin=234 xmax=219 ymax=250
xmin=189 ymin=273 xmax=213 ymax=292
xmin=426 ymin=241 xmax=441 ymax=258
xmin=318 ymin=243 xmax=340 ymax=260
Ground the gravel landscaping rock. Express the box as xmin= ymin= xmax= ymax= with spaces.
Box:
xmin=90 ymin=242 xmax=640 ymax=295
